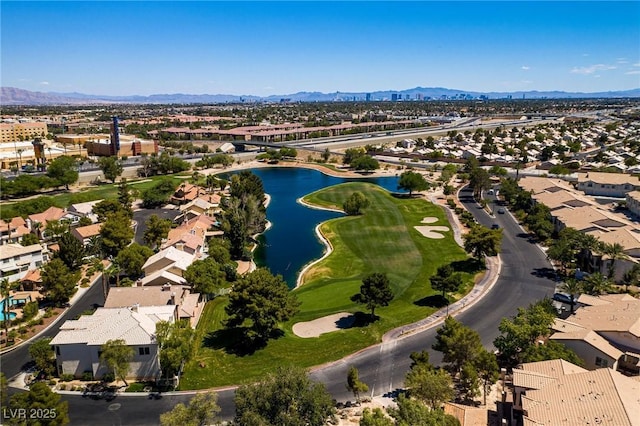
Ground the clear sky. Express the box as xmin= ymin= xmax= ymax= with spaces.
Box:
xmin=2 ymin=1 xmax=639 ymax=96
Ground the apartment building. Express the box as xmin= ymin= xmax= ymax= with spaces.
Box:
xmin=577 ymin=172 xmax=639 ymax=198
xmin=0 ymin=122 xmax=48 ymax=144
xmin=0 ymin=243 xmax=45 ymax=283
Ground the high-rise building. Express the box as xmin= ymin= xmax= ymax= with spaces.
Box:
xmin=366 ymin=93 xmax=371 ymax=101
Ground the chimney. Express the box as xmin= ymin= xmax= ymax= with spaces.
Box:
xmin=136 ymin=279 xmax=143 ymax=287
xmin=170 ymin=292 xmax=176 ymax=305
xmin=131 ymin=303 xmax=139 ymax=312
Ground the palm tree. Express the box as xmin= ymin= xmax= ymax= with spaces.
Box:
xmin=622 ymin=263 xmax=640 ymax=293
xmin=106 ymin=262 xmax=121 ymax=287
xmin=89 ymin=258 xmax=108 ymax=300
xmin=559 ymin=279 xmax=582 ymax=313
xmin=1 ymin=279 xmax=11 ymax=341
xmin=582 ymin=273 xmax=613 ymax=296
xmin=602 ymin=242 xmax=627 ymax=280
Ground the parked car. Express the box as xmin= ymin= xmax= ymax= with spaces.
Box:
xmin=491 ymin=223 xmax=500 ymax=229
xmin=553 ymin=293 xmax=574 ymax=304
xmin=497 ymin=208 xmax=506 ymax=214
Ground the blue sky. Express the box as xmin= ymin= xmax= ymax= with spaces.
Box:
xmin=2 ymin=1 xmax=639 ymax=96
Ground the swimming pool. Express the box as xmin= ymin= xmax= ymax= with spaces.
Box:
xmin=0 ymin=297 xmax=18 ymax=322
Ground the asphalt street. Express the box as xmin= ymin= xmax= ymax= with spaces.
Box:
xmin=2 ymin=184 xmax=558 ymax=425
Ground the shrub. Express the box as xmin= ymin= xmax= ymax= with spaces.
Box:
xmin=58 ymin=384 xmax=66 ymax=390
xmin=101 ymin=372 xmax=115 ymax=383
xmin=60 ymin=374 xmax=75 ymax=382
xmin=22 ymin=300 xmax=39 ymax=321
xmin=44 ymin=308 xmax=54 ymax=318
xmin=81 ymin=371 xmax=93 ymax=381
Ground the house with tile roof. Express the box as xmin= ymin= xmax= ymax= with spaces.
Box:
xmin=0 ymin=243 xmax=45 ymax=283
xmin=104 ymin=284 xmax=203 ymax=328
xmin=71 ymin=223 xmax=103 ymax=246
xmin=49 ymin=306 xmax=174 ymax=380
xmin=550 ymin=294 xmax=640 ymax=376
xmin=141 ymin=246 xmax=195 ymax=287
xmin=500 ymin=359 xmax=640 ymax=426
xmin=0 ymin=217 xmax=31 ymax=245
xmin=27 ymin=206 xmax=82 ymax=239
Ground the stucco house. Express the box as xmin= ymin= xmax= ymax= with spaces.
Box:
xmin=550 ymin=293 xmax=640 ymax=376
xmin=0 ymin=243 xmax=45 ymax=283
xmin=500 ymin=359 xmax=639 ymax=426
xmin=577 ymin=172 xmax=639 ymax=198
xmin=50 ymin=306 xmax=174 ymax=380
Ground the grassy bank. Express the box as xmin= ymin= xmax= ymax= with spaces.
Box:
xmin=181 ymin=182 xmax=479 ymax=389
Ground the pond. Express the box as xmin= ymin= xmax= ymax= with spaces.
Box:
xmin=246 ymin=167 xmax=404 ymax=287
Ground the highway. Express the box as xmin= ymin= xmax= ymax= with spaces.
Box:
xmin=3 ymin=184 xmax=560 ymax=425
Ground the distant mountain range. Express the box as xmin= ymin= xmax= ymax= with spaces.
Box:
xmin=2 ymin=86 xmax=640 ymax=105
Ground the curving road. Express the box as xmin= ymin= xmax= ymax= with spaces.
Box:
xmin=3 ymin=185 xmax=557 ymax=425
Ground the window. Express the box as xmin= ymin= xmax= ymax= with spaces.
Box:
xmin=138 ymin=347 xmax=150 ymax=356
xmin=56 ymin=346 xmax=60 ymax=355
xmin=595 ymin=356 xmax=608 ymax=367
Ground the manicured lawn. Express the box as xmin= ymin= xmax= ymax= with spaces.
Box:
xmin=181 ymin=182 xmax=481 ymax=389
xmin=0 ymin=175 xmax=187 ymax=219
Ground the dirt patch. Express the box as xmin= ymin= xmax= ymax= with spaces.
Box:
xmin=414 ymin=225 xmax=450 ymax=239
xmin=420 ymin=216 xmax=439 ymax=224
xmin=292 ymin=312 xmax=355 ymax=338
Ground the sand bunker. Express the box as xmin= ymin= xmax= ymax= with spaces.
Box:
xmin=420 ymin=216 xmax=438 ymax=224
xmin=292 ymin=312 xmax=355 ymax=338
xmin=414 ymin=225 xmax=450 ymax=239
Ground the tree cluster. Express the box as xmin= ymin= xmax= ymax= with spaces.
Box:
xmin=343 ymin=191 xmax=370 ymax=215
xmin=137 ymin=152 xmax=191 ymax=178
xmin=0 ymin=156 xmax=79 ymax=199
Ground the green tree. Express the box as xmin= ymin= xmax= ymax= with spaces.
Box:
xmin=117 ymin=179 xmax=135 ymax=216
xmin=100 ymin=211 xmax=133 ymax=258
xmin=155 ymin=321 xmax=196 ymax=379
xmin=343 ymin=147 xmax=366 ymax=165
xmin=234 ymin=366 xmax=335 ymax=426
xmin=225 ymin=268 xmax=300 ymax=347
xmin=46 ymin=155 xmax=78 ymax=190
xmin=351 ymin=272 xmax=394 ymax=319
xmin=558 ymin=279 xmax=582 ymax=313
xmin=388 ymin=394 xmax=460 ymax=426
xmin=351 ymin=155 xmax=379 ymax=171
xmin=346 ymin=366 xmax=369 ymax=403
xmin=409 ymin=350 xmax=432 ymax=371
xmin=41 ymin=258 xmax=80 ymax=305
xmin=28 ymin=338 xmax=55 ymax=377
xmin=1 ymin=372 xmax=7 ymax=407
xmin=321 ymin=148 xmax=331 ymax=162
xmin=229 ymin=170 xmax=265 ymax=207
xmin=22 ymin=300 xmax=38 ymax=321
xmin=159 ymin=391 xmax=220 ymax=426
xmin=56 ymin=232 xmax=85 ymax=271
xmin=183 ymin=257 xmax=227 ymax=301
xmin=98 ymin=156 xmax=123 ymax=183
xmin=8 ymin=382 xmax=69 ymax=425
xmin=20 ymin=233 xmax=40 ymax=246
xmin=115 ymin=243 xmax=154 ymax=280
xmin=141 ymin=179 xmax=178 ymax=209
xmin=77 ymin=216 xmax=93 ymax=227
xmin=493 ymin=299 xmax=557 ymax=367
xmin=143 ymin=215 xmax=172 ymax=250
xmin=397 ymin=171 xmax=429 ymax=196
xmin=432 ymin=316 xmax=484 ymax=374
xmin=469 ymin=167 xmax=491 ymax=199
xmin=475 ymin=349 xmax=499 ymax=405
xmin=430 ymin=265 xmax=463 ymax=299
xmin=100 ymin=339 xmax=134 ymax=386
xmin=360 ymin=407 xmax=394 ymax=426
xmin=463 ymin=224 xmax=502 ymax=261
xmin=343 ymin=191 xmax=370 ymax=216
xmin=521 ymin=340 xmax=585 ymax=366
xmin=404 ymin=365 xmax=454 ymax=409
xmin=458 ymin=362 xmax=480 ymax=403
xmin=93 ymin=199 xmax=130 ymax=222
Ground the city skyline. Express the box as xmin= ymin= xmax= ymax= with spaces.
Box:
xmin=2 ymin=1 xmax=639 ymax=97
